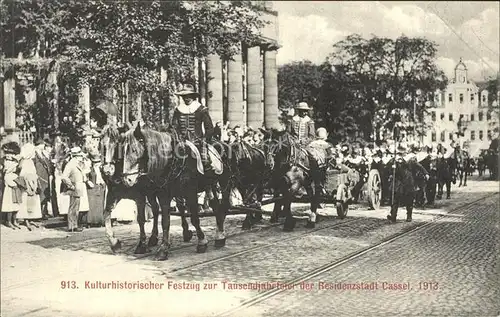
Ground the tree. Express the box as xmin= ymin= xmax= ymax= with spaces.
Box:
xmin=278 ymin=61 xmax=324 ymax=109
xmin=328 ymin=34 xmax=448 ymax=141
xmin=1 ymin=0 xmax=266 ymax=128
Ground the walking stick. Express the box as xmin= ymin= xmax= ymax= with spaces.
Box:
xmin=391 ymin=125 xmax=398 ymax=205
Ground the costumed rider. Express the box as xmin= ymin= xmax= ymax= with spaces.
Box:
xmin=306 ymin=127 xmax=334 ymax=196
xmin=171 ymin=83 xmax=215 ymax=213
xmin=289 ymin=102 xmax=315 ymax=145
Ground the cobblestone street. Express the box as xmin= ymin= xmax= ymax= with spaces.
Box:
xmin=1 ymin=178 xmax=499 ymax=317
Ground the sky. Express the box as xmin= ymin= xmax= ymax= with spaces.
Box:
xmin=273 ymin=1 xmax=499 ymax=82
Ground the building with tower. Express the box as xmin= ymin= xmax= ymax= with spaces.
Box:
xmin=423 ymin=58 xmax=499 ymax=153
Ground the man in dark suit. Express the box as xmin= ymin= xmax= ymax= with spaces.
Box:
xmin=34 ymin=138 xmax=54 ymax=219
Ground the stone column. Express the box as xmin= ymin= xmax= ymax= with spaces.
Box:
xmin=227 ymin=52 xmax=244 ymax=127
xmin=105 ymin=88 xmax=118 ymax=125
xmin=135 ymin=91 xmax=142 ymax=120
xmin=2 ymin=74 xmax=18 ymax=141
xmin=206 ymin=54 xmax=224 ymax=124
xmin=246 ymin=46 xmax=262 ymax=129
xmin=79 ymin=83 xmax=90 ymax=126
xmin=198 ymin=59 xmax=206 ymax=106
xmin=264 ymin=44 xmax=280 ymax=129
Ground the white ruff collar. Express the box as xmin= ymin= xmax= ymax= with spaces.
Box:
xmin=177 ymin=101 xmax=202 ymax=114
xmin=293 ymin=115 xmax=310 ymax=121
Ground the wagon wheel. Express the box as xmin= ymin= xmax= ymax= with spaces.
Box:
xmin=367 ymin=169 xmax=382 ymax=210
xmin=335 ymin=184 xmax=349 ymax=219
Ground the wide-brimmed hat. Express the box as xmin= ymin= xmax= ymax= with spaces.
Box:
xmin=70 ymin=146 xmax=83 ymax=156
xmin=175 ymin=83 xmax=200 ymax=96
xmin=2 ymin=141 xmax=21 ymax=155
xmin=295 ymin=102 xmax=311 ymax=111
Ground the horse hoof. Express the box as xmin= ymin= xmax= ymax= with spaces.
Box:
xmin=446 ymin=196 xmax=451 ymax=200
xmin=214 ymin=238 xmax=226 ymax=248
xmin=134 ymin=244 xmax=148 ymax=254
xmin=270 ymin=216 xmax=278 ymax=224
xmin=242 ymin=220 xmax=251 ymax=230
xmin=155 ymin=250 xmax=169 ymax=261
xmin=197 ymin=244 xmax=208 ymax=253
xmin=305 ymin=221 xmax=315 ymax=229
xmin=148 ymin=236 xmax=159 ymax=247
xmin=283 ymin=226 xmax=294 ymax=232
xmin=110 ymin=239 xmax=122 ymax=253
xmin=183 ymin=231 xmax=193 ymax=242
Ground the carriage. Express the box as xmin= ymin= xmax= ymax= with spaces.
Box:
xmin=291 ymin=162 xmax=382 ymax=220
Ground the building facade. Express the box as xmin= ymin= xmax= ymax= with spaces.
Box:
xmin=423 ymin=59 xmax=499 ymax=152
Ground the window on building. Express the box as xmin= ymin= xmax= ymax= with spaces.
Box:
xmin=471 ymin=130 xmax=475 ymax=140
xmin=460 ymin=114 xmax=464 ymax=121
xmin=487 ymin=112 xmax=491 ymax=120
xmin=434 ymin=94 xmax=439 ymax=102
xmin=432 ymin=132 xmax=436 ymax=142
xmin=448 ymin=93 xmax=453 ymax=102
xmin=479 ymin=111 xmax=483 ymax=121
xmin=431 ymin=111 xmax=436 ymax=122
xmin=460 ymin=93 xmax=464 ymax=104
xmin=449 ymin=132 xmax=453 ymax=141
xmin=449 ymin=113 xmax=453 ymax=121
xmin=471 ymin=94 xmax=474 ymax=102
xmin=440 ymin=113 xmax=445 ymax=120
xmin=488 ymin=130 xmax=492 ymax=140
xmin=479 ymin=130 xmax=484 ymax=140
xmin=440 ymin=131 xmax=446 ymax=142
xmin=482 ymin=94 xmax=486 ymax=102
xmin=471 ymin=114 xmax=475 ymax=121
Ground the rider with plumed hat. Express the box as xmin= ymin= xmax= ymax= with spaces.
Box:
xmin=289 ymin=102 xmax=315 ymax=145
xmin=172 ymin=83 xmax=214 ymax=173
xmin=172 ymin=83 xmax=215 ymax=213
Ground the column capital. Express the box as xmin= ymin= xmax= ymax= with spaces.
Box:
xmin=261 ymin=41 xmax=281 ymax=52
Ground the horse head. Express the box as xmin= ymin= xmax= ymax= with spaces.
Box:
xmin=100 ymin=125 xmax=121 ymax=177
xmin=121 ymin=123 xmax=173 ymax=187
xmin=260 ymin=128 xmax=295 ymax=170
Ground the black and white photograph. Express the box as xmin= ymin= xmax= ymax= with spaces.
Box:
xmin=0 ymin=1 xmax=499 ymax=316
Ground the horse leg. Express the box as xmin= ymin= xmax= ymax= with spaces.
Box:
xmin=215 ymin=178 xmax=229 ymax=248
xmin=464 ymin=169 xmax=468 ymax=186
xmin=305 ymin=184 xmax=318 ymax=229
xmin=104 ymin=187 xmax=121 ymax=252
xmin=175 ymin=197 xmax=193 ymax=242
xmin=146 ymin=193 xmax=160 ymax=247
xmin=446 ymin=181 xmax=451 ymax=199
xmin=156 ymin=193 xmax=172 ymax=261
xmin=436 ymin=181 xmax=443 ymax=200
xmin=188 ymin=189 xmax=208 ymax=253
xmin=253 ymin=183 xmax=264 ymax=223
xmin=270 ymin=190 xmax=281 ymax=223
xmin=242 ymin=186 xmax=253 ymax=230
xmin=134 ymin=195 xmax=148 ymax=254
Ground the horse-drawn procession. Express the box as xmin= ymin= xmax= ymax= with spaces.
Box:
xmin=2 ymin=83 xmax=498 ymax=261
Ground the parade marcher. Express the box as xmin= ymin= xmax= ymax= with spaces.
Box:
xmin=387 ymin=145 xmax=416 ymax=223
xmin=17 ymin=143 xmax=43 ymax=230
xmin=1 ymin=142 xmax=22 ymax=229
xmin=61 ymin=147 xmax=87 ymax=232
xmin=289 ymin=102 xmax=315 ymax=145
xmin=78 ymin=152 xmax=92 ymax=228
xmin=86 ymin=150 xmax=106 ymax=226
xmin=307 ymin=128 xmax=334 ymax=195
xmin=171 ymin=83 xmax=215 ymax=213
xmin=34 ymin=138 xmax=54 ymax=219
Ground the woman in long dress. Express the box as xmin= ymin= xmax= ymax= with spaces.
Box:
xmin=1 ymin=142 xmax=22 ymax=229
xmin=17 ymin=143 xmax=43 ymax=230
xmin=77 ymin=154 xmax=91 ymax=228
xmin=53 ymin=137 xmax=70 ymax=218
xmin=85 ymin=151 xmax=106 ymax=226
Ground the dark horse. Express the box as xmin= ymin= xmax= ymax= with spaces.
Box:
xmin=260 ymin=129 xmax=320 ymax=231
xmin=100 ymin=124 xmax=166 ymax=253
xmin=120 ymin=124 xmax=231 ymax=260
xmin=228 ymin=141 xmax=272 ymax=230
